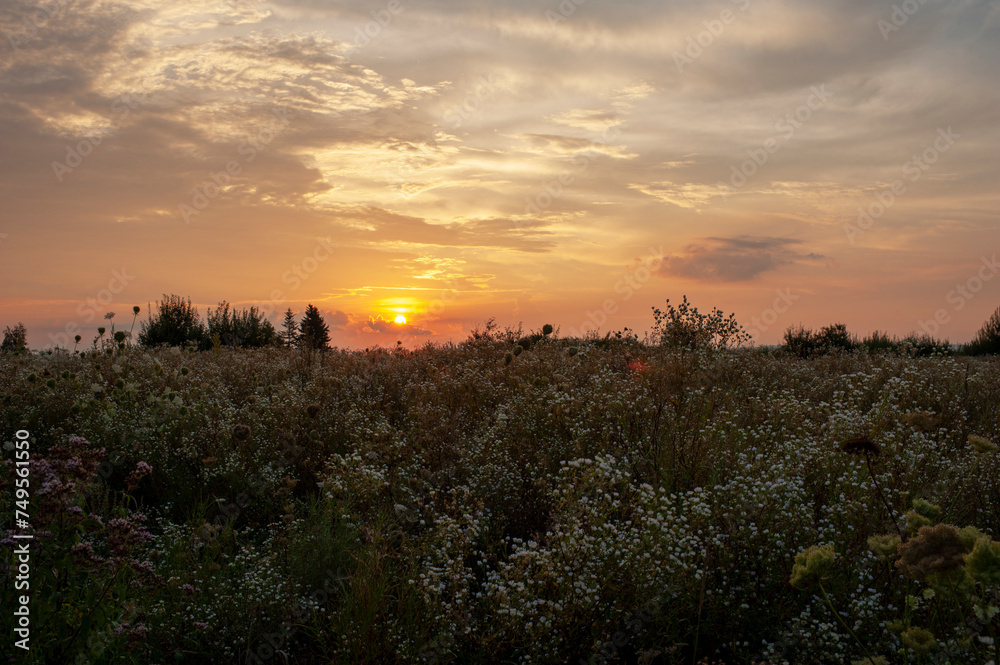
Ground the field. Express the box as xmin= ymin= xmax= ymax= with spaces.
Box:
xmin=2 ymin=334 xmax=1000 ymax=664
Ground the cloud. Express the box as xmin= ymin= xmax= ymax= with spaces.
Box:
xmin=658 ymin=236 xmax=826 ymax=282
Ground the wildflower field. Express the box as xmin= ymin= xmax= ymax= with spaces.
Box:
xmin=2 ymin=334 xmax=999 ymax=664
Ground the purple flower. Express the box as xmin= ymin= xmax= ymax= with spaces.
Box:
xmin=67 ymin=506 xmax=84 ymax=515
xmin=193 ymin=621 xmax=208 ymax=629
xmin=67 ymin=436 xmax=90 ymax=447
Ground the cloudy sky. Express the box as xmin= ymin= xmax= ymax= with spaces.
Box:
xmin=1 ymin=0 xmax=998 ymax=348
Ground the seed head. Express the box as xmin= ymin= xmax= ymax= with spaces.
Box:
xmin=968 ymin=434 xmax=998 ymax=454
xmin=306 ymin=403 xmax=320 ymax=418
xmin=133 ymin=306 xmax=141 ymax=315
xmin=233 ymin=424 xmax=251 ymax=440
xmin=840 ymin=436 xmax=880 ymax=456
xmin=542 ymin=324 xmax=553 ymax=336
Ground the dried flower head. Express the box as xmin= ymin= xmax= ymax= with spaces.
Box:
xmin=790 ymin=544 xmax=836 ymax=589
xmin=133 ymin=305 xmax=141 ymax=315
xmin=899 ymin=626 xmax=937 ymax=655
xmin=840 ymin=436 xmax=880 ymax=456
xmin=900 ymin=412 xmax=941 ymax=432
xmin=306 ymin=403 xmax=321 ymax=418
xmin=896 ymin=524 xmax=966 ymax=580
xmin=542 ymin=323 xmax=553 ymax=335
xmin=232 ymin=424 xmax=251 ymax=440
xmin=968 ymin=434 xmax=999 ymax=454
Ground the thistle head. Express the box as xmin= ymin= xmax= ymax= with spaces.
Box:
xmin=232 ymin=424 xmax=251 ymax=441
xmin=542 ymin=324 xmax=553 ymax=336
xmin=306 ymin=403 xmax=320 ymax=418
xmin=133 ymin=306 xmax=141 ymax=315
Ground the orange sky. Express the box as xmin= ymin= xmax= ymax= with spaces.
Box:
xmin=1 ymin=0 xmax=998 ymax=349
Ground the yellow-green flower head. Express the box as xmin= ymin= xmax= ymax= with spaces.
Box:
xmin=968 ymin=434 xmax=999 ymax=454
xmin=790 ymin=544 xmax=836 ymax=589
xmin=958 ymin=525 xmax=988 ymax=552
xmin=911 ymin=498 xmax=942 ymax=521
xmin=965 ymin=537 xmax=1000 ymax=586
xmin=899 ymin=626 xmax=937 ymax=655
xmin=904 ymin=511 xmax=932 ymax=535
xmin=867 ymin=534 xmax=902 ymax=562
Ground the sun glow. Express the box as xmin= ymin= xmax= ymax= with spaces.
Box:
xmin=394 ymin=315 xmax=407 ymax=324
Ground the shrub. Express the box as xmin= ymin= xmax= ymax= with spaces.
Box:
xmin=138 ymin=295 xmax=207 ymax=348
xmin=783 ymin=323 xmax=857 ymax=357
xmin=650 ymin=295 xmax=749 ymax=350
xmin=1 ymin=322 xmax=27 ymax=352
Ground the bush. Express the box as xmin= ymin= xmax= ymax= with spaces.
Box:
xmin=860 ymin=331 xmax=951 ymax=357
xmin=783 ymin=323 xmax=857 ymax=357
xmin=1 ymin=322 xmax=27 ymax=352
xmin=650 ymin=295 xmax=749 ymax=350
xmin=138 ymin=295 xmax=207 ymax=348
xmin=204 ymin=302 xmax=279 ymax=350
xmin=964 ymin=306 xmax=1000 ymax=355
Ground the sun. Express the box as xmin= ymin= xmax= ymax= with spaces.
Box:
xmin=394 ymin=314 xmax=407 ymax=325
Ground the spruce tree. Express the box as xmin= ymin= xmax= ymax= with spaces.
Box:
xmin=282 ymin=308 xmax=299 ymax=347
xmin=299 ymin=304 xmax=330 ymax=350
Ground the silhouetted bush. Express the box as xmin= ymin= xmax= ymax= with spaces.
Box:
xmin=204 ymin=302 xmax=279 ymax=350
xmin=1 ymin=322 xmax=27 ymax=353
xmin=138 ymin=295 xmax=207 ymax=348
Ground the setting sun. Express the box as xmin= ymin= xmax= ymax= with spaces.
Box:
xmin=394 ymin=315 xmax=407 ymax=325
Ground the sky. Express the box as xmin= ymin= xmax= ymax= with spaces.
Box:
xmin=1 ymin=0 xmax=998 ymax=349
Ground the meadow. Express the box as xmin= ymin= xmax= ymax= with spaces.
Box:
xmin=2 ymin=325 xmax=1000 ymax=664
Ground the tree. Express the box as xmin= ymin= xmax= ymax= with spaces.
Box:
xmin=281 ymin=308 xmax=299 ymax=347
xmin=299 ymin=304 xmax=330 ymax=350
xmin=965 ymin=305 xmax=1000 ymax=355
xmin=1 ymin=323 xmax=27 ymax=353
xmin=138 ymin=295 xmax=207 ymax=348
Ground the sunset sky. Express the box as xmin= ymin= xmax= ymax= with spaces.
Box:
xmin=1 ymin=0 xmax=998 ymax=349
